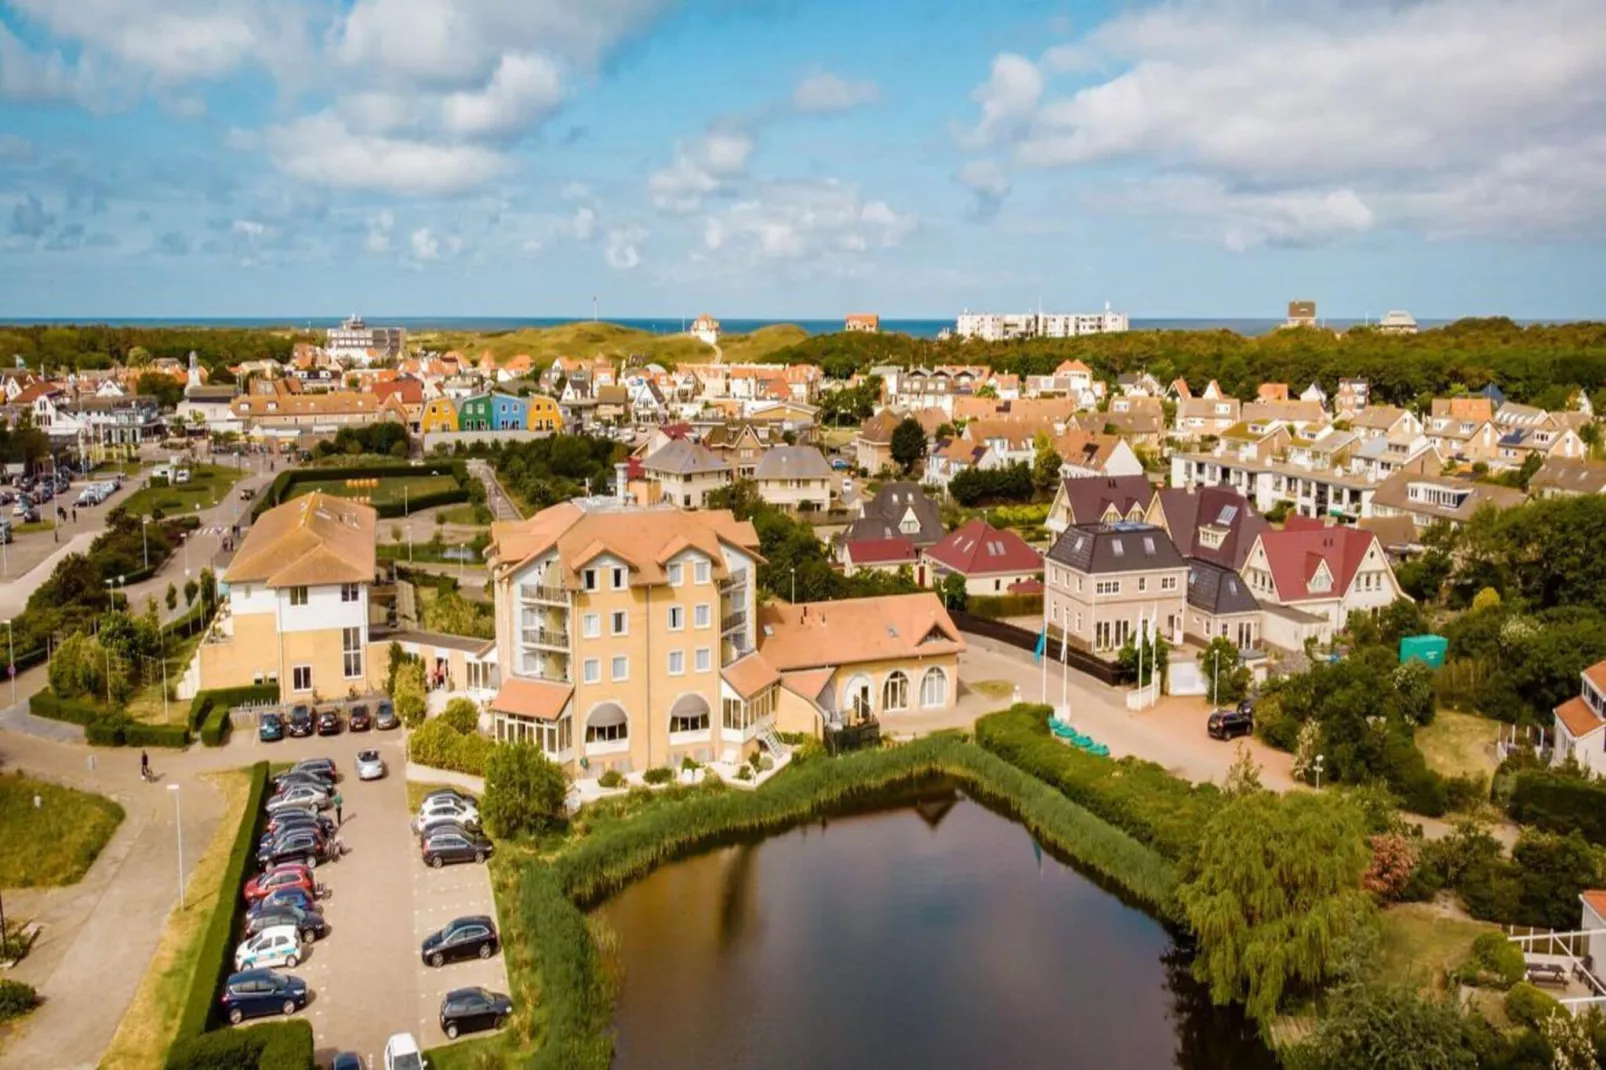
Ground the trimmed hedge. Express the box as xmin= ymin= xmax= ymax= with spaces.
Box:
xmin=166 ymin=1020 xmax=313 ymax=1070
xmin=435 ymin=733 xmax=1176 ymax=1069
xmin=967 ymin=592 xmax=1044 ymax=620
xmin=974 ymin=703 xmax=1221 ymax=862
xmin=251 ymin=460 xmax=470 ymax=521
xmin=189 ymin=684 xmax=280 ymax=746
xmin=168 ymin=760 xmax=270 ymax=1054
xmin=1507 ymin=770 xmax=1606 ymax=846
xmin=407 ymin=717 xmax=493 ymax=776
xmin=31 ymin=690 xmax=190 ymax=747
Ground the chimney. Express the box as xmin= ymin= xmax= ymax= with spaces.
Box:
xmin=614 ymin=462 xmax=629 ymax=504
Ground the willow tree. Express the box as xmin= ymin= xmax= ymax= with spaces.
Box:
xmin=1177 ymin=789 xmax=1376 ymax=1022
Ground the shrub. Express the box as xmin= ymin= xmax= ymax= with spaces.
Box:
xmin=1508 ymin=770 xmax=1606 ymax=846
xmin=735 ymin=765 xmax=753 ymax=781
xmin=166 ymin=1019 xmax=314 ymax=1070
xmin=757 ymin=756 xmax=774 ymax=772
xmin=1470 ymin=931 xmax=1526 ymax=989
xmin=439 ymin=698 xmax=481 ymax=735
xmin=598 ymin=770 xmax=625 ymax=789
xmin=0 ymin=979 xmax=39 ymax=1022
xmin=169 ymin=762 xmax=268 ymax=1047
xmin=482 ymin=742 xmax=569 ymax=839
xmin=1362 ymin=834 xmax=1421 ymax=901
xmin=1504 ymin=982 xmax=1563 ymax=1028
xmin=407 ymin=717 xmax=493 ymax=776
xmin=965 ymin=593 xmax=1045 ymax=620
xmin=642 ymin=767 xmax=674 ymax=786
xmin=680 ymin=756 xmax=699 ymax=772
xmin=392 ymin=661 xmax=427 ymax=728
xmin=85 ymin=716 xmax=190 ymax=749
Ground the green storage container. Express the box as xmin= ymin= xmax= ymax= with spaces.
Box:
xmin=1400 ymin=634 xmax=1448 ymax=668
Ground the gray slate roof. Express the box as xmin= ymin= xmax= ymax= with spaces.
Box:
xmin=755 ymin=445 xmax=831 ymax=481
xmin=642 ymin=438 xmax=731 ymax=476
xmin=1046 ymin=522 xmax=1187 ymax=575
xmin=846 ymin=481 xmax=942 ymax=547
xmin=1186 ymin=559 xmax=1259 ymax=616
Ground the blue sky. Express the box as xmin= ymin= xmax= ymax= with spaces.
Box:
xmin=2 ymin=0 xmax=1604 ymax=320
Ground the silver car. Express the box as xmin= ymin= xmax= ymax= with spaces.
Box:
xmin=355 ymin=749 xmax=386 ymax=781
xmin=265 ymin=783 xmax=331 ymax=813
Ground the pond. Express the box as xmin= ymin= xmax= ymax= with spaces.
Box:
xmin=596 ymin=790 xmax=1275 ymax=1070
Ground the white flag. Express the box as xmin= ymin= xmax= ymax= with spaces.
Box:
xmin=1059 ymin=623 xmax=1068 ymax=662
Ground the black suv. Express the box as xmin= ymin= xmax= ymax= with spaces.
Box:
xmin=316 ymin=707 xmax=342 ymax=736
xmin=421 ymin=916 xmax=499 ymax=967
xmin=440 ymin=986 xmax=512 ymax=1039
xmin=287 ymin=705 xmax=314 ymax=737
xmin=1207 ymin=702 xmax=1255 ymax=741
xmin=348 ymin=704 xmax=372 ymax=731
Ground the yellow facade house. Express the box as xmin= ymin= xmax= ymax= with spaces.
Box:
xmin=420 ymin=397 xmax=460 ymax=433
xmin=196 ymin=493 xmax=390 ymax=700
xmin=525 ymin=395 xmax=564 ymax=432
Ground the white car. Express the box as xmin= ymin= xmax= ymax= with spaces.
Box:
xmin=413 ymin=798 xmax=479 ymax=833
xmin=384 ymin=1033 xmax=427 ymax=1070
xmin=234 ymin=925 xmax=303 ymax=971
xmin=355 ymin=749 xmax=386 ymax=781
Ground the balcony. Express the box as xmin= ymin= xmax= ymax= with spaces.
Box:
xmin=521 ymin=626 xmax=570 ymax=649
xmin=522 ymin=582 xmax=570 ymax=605
xmin=720 ymin=608 xmax=748 ymax=635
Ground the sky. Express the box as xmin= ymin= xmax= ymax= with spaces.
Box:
xmin=1 ymin=0 xmax=1604 ymax=321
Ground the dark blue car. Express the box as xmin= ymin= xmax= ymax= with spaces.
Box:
xmin=259 ymin=712 xmax=284 ymax=742
xmin=248 ymin=886 xmax=317 ymax=917
xmin=219 ymin=969 xmax=308 ymax=1024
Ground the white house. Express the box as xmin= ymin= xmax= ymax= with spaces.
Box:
xmin=1554 ymin=661 xmax=1606 ymax=777
xmin=691 ymin=314 xmax=720 ymax=346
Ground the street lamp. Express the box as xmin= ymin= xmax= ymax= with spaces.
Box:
xmin=141 ymin=516 xmax=149 ymax=569
xmin=1212 ymin=648 xmax=1221 ymax=708
xmin=1314 ymin=754 xmax=1325 ymax=791
xmin=168 ymin=784 xmax=184 ymax=909
xmin=3 ymin=619 xmax=13 ymax=709
xmin=789 ymin=567 xmax=796 ymax=604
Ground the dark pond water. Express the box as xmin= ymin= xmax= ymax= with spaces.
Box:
xmin=596 ymin=791 xmax=1275 ymax=1070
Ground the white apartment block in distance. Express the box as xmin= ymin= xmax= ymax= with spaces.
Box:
xmin=955 ymin=304 xmax=1128 ymax=342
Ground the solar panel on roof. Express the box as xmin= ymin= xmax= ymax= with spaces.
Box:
xmin=1217 ymin=504 xmax=1239 ymax=524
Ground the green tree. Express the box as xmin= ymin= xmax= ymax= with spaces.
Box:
xmin=440 ymin=697 xmax=481 ymax=734
xmin=183 ymin=578 xmax=198 ymax=609
xmin=392 ymin=660 xmax=427 ymax=728
xmin=890 ymin=417 xmax=927 ymax=474
xmin=1470 ymin=586 xmax=1501 ymax=612
xmin=1031 ymin=431 xmax=1062 ymax=493
xmin=1178 ymin=790 xmax=1376 ymax=1022
xmin=1201 ymin=636 xmax=1249 ymax=706
xmin=1299 ymin=984 xmax=1480 ymax=1070
xmin=938 ymin=571 xmax=968 ymax=612
xmin=135 ymin=372 xmax=183 ymax=409
xmin=482 ymin=741 xmax=570 ymax=839
xmin=1513 ymin=829 xmax=1602 ymax=931
xmin=164 ymin=582 xmax=178 ymax=613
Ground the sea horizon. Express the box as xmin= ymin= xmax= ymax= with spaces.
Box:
xmin=0 ymin=314 xmax=1531 ymax=340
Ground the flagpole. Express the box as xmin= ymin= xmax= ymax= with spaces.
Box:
xmin=1151 ymin=603 xmax=1161 ymax=709
xmin=1135 ymin=606 xmax=1144 ymax=706
xmin=1059 ymin=626 xmax=1068 ymax=718
xmin=1040 ymin=627 xmax=1048 ymax=703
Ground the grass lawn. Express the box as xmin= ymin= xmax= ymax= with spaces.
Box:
xmin=0 ymin=776 xmax=125 ymax=887
xmin=1377 ymin=902 xmax=1495 ymax=990
xmin=1417 ymin=710 xmax=1502 ymax=781
xmin=822 ymin=428 xmax=857 ymax=450
xmin=716 ymin=324 xmax=808 ymax=362
xmin=118 ymin=464 xmax=245 ymax=519
xmin=99 ymin=771 xmax=249 ymax=1070
xmin=436 ymin=502 xmax=493 ymax=525
xmin=413 ymin=321 xmax=712 ymax=366
xmin=123 ymin=629 xmax=205 ymax=725
xmin=12 ymin=520 xmax=54 ymax=534
xmin=287 ymin=473 xmax=458 ymax=508
xmin=969 ymin=680 xmax=1017 ymax=700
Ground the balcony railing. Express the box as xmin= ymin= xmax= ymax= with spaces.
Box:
xmin=720 ymin=609 xmax=748 ymax=634
xmin=522 ymin=583 xmax=570 ymax=605
xmin=521 ymin=626 xmax=570 ymax=649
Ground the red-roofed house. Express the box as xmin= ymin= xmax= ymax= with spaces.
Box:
xmin=1239 ymin=522 xmax=1404 ymax=647
xmin=922 ymin=519 xmax=1043 ymax=596
xmin=1553 ymin=660 xmax=1606 ymax=777
xmin=373 ymin=378 xmax=425 ymax=433
xmin=842 ymin=536 xmax=919 ymax=579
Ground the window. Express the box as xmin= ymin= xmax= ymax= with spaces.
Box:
xmin=1095 ymin=621 xmax=1113 ymax=649
xmin=292 ymin=665 xmax=312 ymax=692
xmin=342 ymin=627 xmax=362 ymax=678
xmin=338 ymin=583 xmax=358 ymax=603
xmin=583 ymin=658 xmax=601 ymax=684
xmin=695 ymin=603 xmax=712 ymax=628
xmin=583 ymin=569 xmax=598 ymax=591
xmin=694 ymin=560 xmax=711 ymax=584
xmin=669 ymin=606 xmax=685 ymax=630
xmin=1160 ymin=576 xmax=1178 ymax=591
xmin=670 ymin=711 xmax=708 ymax=734
xmin=611 ymin=655 xmax=628 ymax=681
xmin=668 ymin=562 xmax=684 ymax=586
xmin=582 ymin=613 xmax=600 ymax=639
xmin=1137 ymin=577 xmax=1148 ymax=592
xmin=920 ymin=667 xmax=948 ymax=708
xmin=612 ymin=567 xmax=627 ymax=590
xmin=695 ymin=647 xmax=711 ymax=673
xmin=668 ymin=650 xmax=685 ymax=675
xmin=1095 ymin=580 xmax=1120 ymax=595
xmin=883 ymin=671 xmax=910 ymax=711
xmin=288 ymin=586 xmax=308 ymax=607
xmin=586 ymin=720 xmax=628 ymax=744
xmin=610 ymin=610 xmax=628 ymax=636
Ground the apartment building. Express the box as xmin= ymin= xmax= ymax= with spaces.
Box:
xmin=1044 ymin=522 xmax=1188 ymax=655
xmin=1054 ymin=431 xmax=1143 ymax=478
xmin=1369 ymin=470 xmax=1526 ymax=530
xmin=954 ymin=307 xmax=1128 ymax=341
xmin=198 ymin=493 xmax=390 ymax=700
xmin=230 ymin=386 xmax=407 ymax=430
xmin=1349 ymin=405 xmax=1421 ymax=441
xmin=753 ymin=445 xmax=833 ymax=511
xmin=854 ymin=409 xmax=901 ymax=474
xmin=1531 ymin=457 xmax=1606 ymax=499
xmin=1174 ymin=396 xmax=1242 ymax=438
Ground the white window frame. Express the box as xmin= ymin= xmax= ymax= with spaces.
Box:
xmin=288 ymin=586 xmax=308 ymax=607
xmin=340 ymin=583 xmax=360 ymax=603
xmin=668 ymin=649 xmax=685 ymax=675
xmin=695 ymin=647 xmax=711 ymax=673
xmin=583 ymin=568 xmax=597 ymax=591
xmin=612 ymin=567 xmax=627 ymax=590
xmin=292 ymin=665 xmax=313 ymax=692
xmin=582 ymin=613 xmax=600 ymax=639
xmin=920 ymin=667 xmax=948 ymax=708
xmin=694 ymin=560 xmax=711 ymax=584
xmin=611 ymin=655 xmax=629 ymax=682
xmin=582 ymin=658 xmax=601 ymax=684
xmin=669 ymin=605 xmax=685 ymax=631
xmin=342 ymin=627 xmax=363 ymax=679
xmin=610 ymin=610 xmax=628 ymax=636
xmin=668 ymin=562 xmax=684 ymax=586
xmin=694 ymin=603 xmax=712 ymax=629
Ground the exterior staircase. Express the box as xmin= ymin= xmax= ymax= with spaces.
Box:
xmin=757 ymin=724 xmax=790 ymax=760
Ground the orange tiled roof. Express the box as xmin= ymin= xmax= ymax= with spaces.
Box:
xmin=225 ymin=492 xmax=375 ymax=588
xmin=1555 ymin=696 xmax=1603 ymax=740
xmin=491 ymin=679 xmax=573 ymax=722
xmin=722 ymin=653 xmax=781 ymax=700
xmin=756 ymin=593 xmax=965 ymax=672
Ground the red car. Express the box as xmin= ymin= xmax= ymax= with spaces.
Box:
xmin=244 ymin=864 xmax=315 ymax=904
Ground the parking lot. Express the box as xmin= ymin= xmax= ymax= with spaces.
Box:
xmin=240 ymin=715 xmax=509 ymax=1064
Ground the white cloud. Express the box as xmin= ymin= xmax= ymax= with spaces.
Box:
xmin=980 ymin=0 xmax=1606 ymax=241
xmin=649 ymin=129 xmax=754 ymax=211
xmin=440 ymin=52 xmax=564 ymax=137
xmin=706 ymin=181 xmax=915 ymax=265
xmin=570 ymin=205 xmax=596 ymax=241
xmin=703 ymin=217 xmax=724 ymax=250
xmin=955 ymin=160 xmax=1011 ymax=218
xmin=410 ymin=226 xmax=440 ymax=260
xmin=958 ymin=52 xmax=1042 ymax=149
xmin=260 ymin=113 xmax=508 ymax=196
xmin=1110 ymin=177 xmax=1376 ymax=251
xmin=231 ymin=219 xmax=265 ymax=238
xmin=0 ymin=20 xmax=113 ymax=108
xmin=792 ymin=71 xmax=879 ymax=114
xmin=560 ymin=181 xmax=591 ymax=200
xmin=365 ymin=210 xmax=394 ymax=252
xmin=605 ymin=224 xmax=646 ymax=269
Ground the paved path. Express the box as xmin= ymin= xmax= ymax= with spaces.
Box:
xmin=467 ymin=460 xmax=521 ymax=520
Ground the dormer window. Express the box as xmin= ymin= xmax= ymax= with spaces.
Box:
xmin=1198 ymin=526 xmax=1226 ymax=550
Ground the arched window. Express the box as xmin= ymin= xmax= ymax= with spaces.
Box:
xmin=920 ymin=667 xmax=948 ymax=709
xmin=586 ymin=702 xmax=629 ymax=744
xmin=882 ymin=671 xmax=909 ymax=712
xmin=668 ymin=694 xmax=711 ymax=735
xmin=843 ymin=674 xmax=873 ymax=721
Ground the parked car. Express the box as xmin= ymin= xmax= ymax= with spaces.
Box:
xmin=422 ymin=828 xmax=494 ymax=869
xmin=316 ymin=707 xmax=342 ymax=736
xmin=234 ymin=925 xmax=304 ymax=972
xmin=414 ymin=797 xmax=479 ymax=832
xmin=244 ymin=865 xmax=315 ymax=904
xmin=265 ymin=783 xmax=331 ymax=814
xmin=421 ymin=915 xmax=499 ymax=967
xmin=1206 ymin=707 xmax=1254 ymax=741
xmin=330 ymin=1054 xmax=362 ymax=1070
xmin=258 ymin=829 xmax=327 ymax=870
xmin=830 ymin=457 xmax=851 ymax=471
xmin=355 ymin=749 xmax=386 ymax=781
xmin=244 ymin=903 xmax=327 ymax=944
xmin=265 ymin=811 xmax=335 ymax=842
xmin=287 ymin=705 xmax=314 ymax=737
xmin=348 ymin=704 xmax=372 ymax=732
xmin=219 ymin=969 xmax=308 ymax=1024
xmin=11 ymin=496 xmax=32 ymax=517
xmin=421 ymin=787 xmax=476 ymax=809
xmin=290 ymin=757 xmax=339 ymax=782
xmin=375 ymin=700 xmax=399 ymax=730
xmin=416 ymin=813 xmax=478 ymax=843
xmin=258 ymin=712 xmax=284 ymax=742
xmin=439 ymin=987 xmax=512 ymax=1040
xmin=249 ymin=886 xmax=318 ymax=917
xmin=383 ymin=1034 xmax=426 ymax=1070
xmin=239 ymin=486 xmax=256 ymax=501
xmin=271 ymin=772 xmax=333 ymax=795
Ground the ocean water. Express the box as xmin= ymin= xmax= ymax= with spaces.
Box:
xmin=0 ymin=315 xmax=1449 ymax=338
